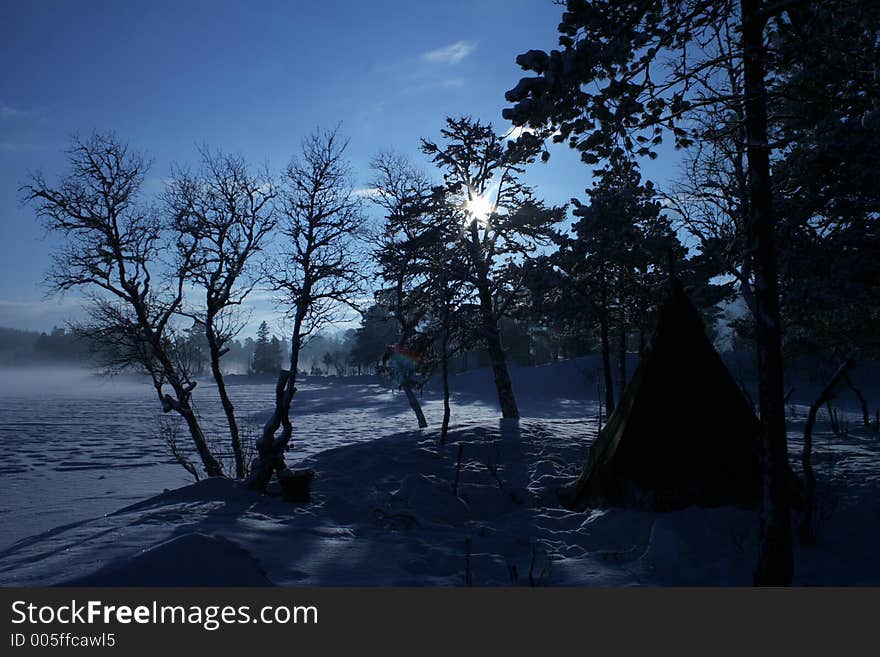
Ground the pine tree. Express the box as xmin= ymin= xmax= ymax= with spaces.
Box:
xmin=504 ymin=0 xmax=800 ymax=585
xmin=251 ymin=321 xmax=276 ymax=374
xmin=421 ymin=117 xmax=564 ymax=420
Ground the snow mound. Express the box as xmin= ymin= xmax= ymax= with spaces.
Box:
xmin=63 ymin=533 xmax=273 ymax=586
xmin=638 ymin=507 xmax=758 ymax=585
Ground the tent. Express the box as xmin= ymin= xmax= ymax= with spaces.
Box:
xmin=562 ymin=279 xmax=762 ymax=511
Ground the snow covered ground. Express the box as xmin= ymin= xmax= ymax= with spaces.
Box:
xmin=0 ymin=361 xmax=878 ymax=586
xmin=0 ymin=368 xmax=510 ymax=548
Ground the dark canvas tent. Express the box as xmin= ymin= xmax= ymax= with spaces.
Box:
xmin=563 ymin=279 xmax=761 ymax=511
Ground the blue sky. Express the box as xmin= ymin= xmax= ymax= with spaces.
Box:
xmin=0 ymin=0 xmax=681 ymax=335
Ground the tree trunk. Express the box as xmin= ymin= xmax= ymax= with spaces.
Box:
xmin=246 ymin=313 xmax=304 ymax=492
xmin=800 ymin=357 xmax=852 ymax=545
xmin=441 ymin=330 xmax=452 ymax=445
xmin=246 ymin=370 xmax=296 ymax=491
xmin=484 ymin=321 xmax=519 ymax=419
xmin=473 ymin=274 xmax=519 ymax=419
xmin=617 ymin=323 xmax=628 ymax=401
xmin=800 ymin=404 xmax=818 ymax=546
xmin=404 ymin=382 xmax=428 ymax=428
xmin=395 ymin=318 xmax=429 ymax=428
xmin=154 ymin=360 xmax=223 ymax=478
xmin=207 ymin=323 xmax=245 ymax=479
xmin=599 ymin=273 xmax=615 ymax=417
xmin=180 ymin=403 xmax=224 ymax=478
xmin=742 ymin=0 xmax=792 ymax=586
xmin=159 ymin=383 xmax=223 ymax=478
xmin=843 ymin=374 xmax=870 ymax=428
xmin=137 ymin=299 xmax=222 ymax=479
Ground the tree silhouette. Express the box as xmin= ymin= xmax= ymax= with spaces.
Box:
xmin=166 ymin=147 xmax=277 ymax=478
xmin=504 ymin=0 xmax=806 ymax=585
xmin=23 ymin=133 xmax=223 ymax=477
xmin=421 ymin=117 xmax=564 ymax=420
xmin=246 ymin=126 xmax=365 ymax=491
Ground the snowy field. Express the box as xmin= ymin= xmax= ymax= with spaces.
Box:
xmin=0 ymin=367 xmax=523 ymax=549
xmin=0 ymin=362 xmax=878 ymax=586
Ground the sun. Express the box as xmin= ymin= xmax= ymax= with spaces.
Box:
xmin=463 ymin=186 xmax=496 ymax=226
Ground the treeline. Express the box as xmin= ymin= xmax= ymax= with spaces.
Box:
xmin=0 ymin=314 xmax=580 ymax=376
xmin=0 ymin=326 xmax=94 ymax=366
xmin=0 ymin=323 xmax=270 ymax=374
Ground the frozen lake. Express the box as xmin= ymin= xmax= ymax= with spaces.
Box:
xmin=0 ymin=367 xmax=520 ymax=549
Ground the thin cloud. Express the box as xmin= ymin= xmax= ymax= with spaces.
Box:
xmin=0 ymin=102 xmax=33 ymax=120
xmin=422 ymin=41 xmax=477 ymax=65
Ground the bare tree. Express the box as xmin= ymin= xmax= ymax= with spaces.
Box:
xmin=370 ymin=152 xmax=477 ymax=440
xmin=370 ymin=152 xmax=438 ymax=428
xmin=166 ymin=148 xmax=277 ymax=478
xmin=23 ymin=132 xmax=223 ymax=477
xmin=424 ymin=231 xmax=472 ymax=444
xmin=245 ymin=127 xmax=365 ymax=491
xmin=659 ymin=13 xmax=756 ymax=316
xmin=664 ymin=134 xmax=755 ymax=312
